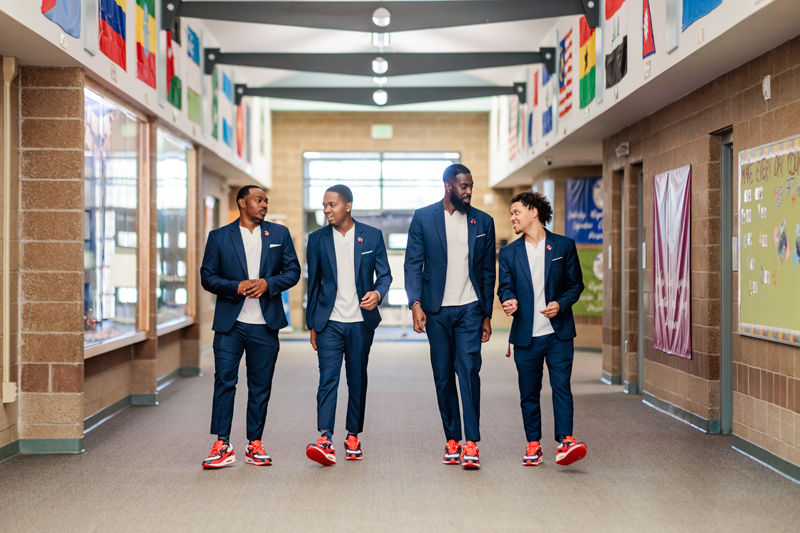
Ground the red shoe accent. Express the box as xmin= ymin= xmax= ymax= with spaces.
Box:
xmin=202 ymin=440 xmax=235 ymax=469
xmin=245 ymin=440 xmax=272 ymax=466
xmin=344 ymin=435 xmax=363 ymax=461
xmin=555 ymin=436 xmax=587 ymax=466
xmin=443 ymin=439 xmax=462 ymax=465
xmin=306 ymin=436 xmax=336 ymax=466
xmin=523 ymin=441 xmax=542 ymax=466
xmin=461 ymin=441 xmax=480 ymax=469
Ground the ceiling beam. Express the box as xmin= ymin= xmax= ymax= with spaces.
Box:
xmin=163 ymin=0 xmax=599 ymax=33
xmin=235 ymin=83 xmax=527 ymax=107
xmin=204 ymin=49 xmax=556 ymax=77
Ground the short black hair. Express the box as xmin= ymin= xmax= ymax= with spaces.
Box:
xmin=237 ymin=185 xmax=264 ymax=202
xmin=510 ymin=191 xmax=553 ymax=225
xmin=325 ymin=184 xmax=353 ymax=204
xmin=443 ymin=163 xmax=471 ymax=183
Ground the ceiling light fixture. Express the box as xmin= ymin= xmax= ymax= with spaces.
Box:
xmin=372 ymin=77 xmax=388 ymax=87
xmin=373 ymin=89 xmax=388 ymax=106
xmin=372 ymin=8 xmax=391 ymax=27
xmin=372 ymin=57 xmax=388 ymax=75
xmin=372 ymin=32 xmax=390 ymax=49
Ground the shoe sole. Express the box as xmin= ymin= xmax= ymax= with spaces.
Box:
xmin=556 ymin=444 xmax=587 ymax=466
xmin=245 ymin=456 xmax=272 ymax=466
xmin=443 ymin=458 xmax=460 ymax=465
xmin=462 ymin=460 xmax=480 ymax=469
xmin=306 ymin=446 xmax=336 ymax=466
xmin=522 ymin=457 xmax=543 ymax=466
xmin=202 ymin=455 xmax=236 ymax=469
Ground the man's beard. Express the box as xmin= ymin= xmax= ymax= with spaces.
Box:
xmin=449 ymin=190 xmax=471 ymax=214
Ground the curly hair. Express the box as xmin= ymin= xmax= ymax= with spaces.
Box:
xmin=509 ymin=191 xmax=553 ymax=225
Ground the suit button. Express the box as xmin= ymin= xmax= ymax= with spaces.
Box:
xmin=444 ymin=263 xmax=447 ymax=267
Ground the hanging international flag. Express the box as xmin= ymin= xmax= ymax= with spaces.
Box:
xmin=643 ymin=0 xmax=656 ymax=58
xmin=42 ymin=0 xmax=81 ymax=38
xmin=165 ymin=30 xmax=182 ymax=110
xmin=211 ymin=67 xmax=219 ymax=140
xmin=542 ymin=107 xmax=553 ymax=136
xmin=542 ymin=62 xmax=552 ymax=87
xmin=236 ymin=104 xmax=245 ymax=158
xmin=99 ymin=0 xmax=126 ymax=70
xmin=508 ymin=97 xmax=518 ymax=163
xmin=542 ymin=65 xmax=553 ymax=136
xmin=221 ymin=72 xmax=234 ymax=148
xmin=605 ymin=0 xmax=627 ymax=88
xmin=246 ymin=104 xmax=252 ymax=163
xmin=682 ymin=0 xmax=722 ymax=31
xmin=579 ymin=17 xmax=596 ymax=109
xmin=558 ymin=28 xmax=574 ymax=121
xmin=186 ymin=26 xmax=202 ymax=124
xmin=518 ymin=102 xmax=525 ymax=155
xmin=135 ymin=0 xmax=156 ymax=88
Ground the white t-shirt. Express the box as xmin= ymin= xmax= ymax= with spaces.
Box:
xmin=441 ymin=210 xmax=478 ymax=307
xmin=237 ymin=225 xmax=266 ymax=325
xmin=329 ymin=227 xmax=363 ymax=323
xmin=526 ymin=239 xmax=555 ymax=337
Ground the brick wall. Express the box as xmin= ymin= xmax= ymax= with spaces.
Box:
xmin=602 ymin=36 xmax=800 ymax=465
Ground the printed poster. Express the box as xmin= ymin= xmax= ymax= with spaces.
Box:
xmin=738 ymin=136 xmax=800 ymax=346
xmin=565 ymin=177 xmax=603 ymax=244
xmin=653 ymin=165 xmax=692 ymax=358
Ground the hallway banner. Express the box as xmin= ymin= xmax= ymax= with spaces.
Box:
xmin=579 ymin=16 xmax=595 ymax=109
xmin=42 ymin=0 xmax=81 ymax=38
xmin=574 ymin=249 xmax=604 ymax=317
xmin=604 ymin=0 xmax=627 ymax=88
xmin=565 ymin=177 xmax=603 ymax=244
xmin=135 ymin=0 xmax=156 ymax=89
xmin=738 ymin=136 xmax=800 ymax=347
xmin=99 ymin=0 xmax=126 ymax=70
xmin=653 ymin=165 xmax=692 ymax=358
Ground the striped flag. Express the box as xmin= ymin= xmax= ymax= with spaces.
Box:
xmin=211 ymin=67 xmax=219 ymax=140
xmin=42 ymin=0 xmax=81 ymax=38
xmin=99 ymin=0 xmax=126 ymax=70
xmin=579 ymin=17 xmax=596 ymax=109
xmin=186 ymin=26 xmax=202 ymax=124
xmin=605 ymin=0 xmax=628 ymax=88
xmin=165 ymin=30 xmax=182 ymax=110
xmin=508 ymin=97 xmax=518 ymax=162
xmin=221 ymin=72 xmax=234 ymax=148
xmin=558 ymin=28 xmax=574 ymax=121
xmin=136 ymin=0 xmax=156 ymax=88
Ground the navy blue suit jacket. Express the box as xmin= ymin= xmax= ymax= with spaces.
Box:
xmin=201 ymin=220 xmax=301 ymax=333
xmin=404 ymin=201 xmax=496 ymax=318
xmin=497 ymin=231 xmax=584 ymax=347
xmin=306 ymin=221 xmax=392 ymax=333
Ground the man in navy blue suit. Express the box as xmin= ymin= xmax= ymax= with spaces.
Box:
xmin=199 ymin=185 xmax=301 ymax=469
xmin=404 ymin=163 xmax=496 ymax=469
xmin=304 ymin=185 xmax=392 ymax=466
xmin=498 ymin=191 xmax=586 ymax=467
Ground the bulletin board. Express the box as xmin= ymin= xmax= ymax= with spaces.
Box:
xmin=738 ymin=135 xmax=800 ymax=346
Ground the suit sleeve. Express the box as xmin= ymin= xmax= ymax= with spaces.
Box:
xmin=373 ymin=233 xmax=393 ymax=305
xmin=403 ymin=211 xmax=425 ymax=308
xmin=200 ymin=231 xmax=240 ymax=298
xmin=497 ymin=248 xmax=517 ymax=305
xmin=264 ymin=229 xmax=302 ymax=298
xmin=480 ymin=217 xmax=497 ymax=319
xmin=305 ymin=234 xmax=320 ymax=330
xmin=555 ymin=240 xmax=585 ymax=312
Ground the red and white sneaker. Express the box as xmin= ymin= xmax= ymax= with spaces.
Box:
xmin=442 ymin=439 xmax=462 ymax=464
xmin=306 ymin=436 xmax=336 ymax=466
xmin=202 ymin=440 xmax=235 ymax=469
xmin=344 ymin=435 xmax=363 ymax=460
xmin=523 ymin=441 xmax=543 ymax=466
xmin=461 ymin=441 xmax=480 ymax=469
xmin=555 ymin=436 xmax=587 ymax=466
xmin=245 ymin=440 xmax=272 ymax=466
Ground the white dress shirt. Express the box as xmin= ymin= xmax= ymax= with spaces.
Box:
xmin=237 ymin=225 xmax=266 ymax=325
xmin=329 ymin=226 xmax=363 ymax=323
xmin=526 ymin=238 xmax=555 ymax=337
xmin=441 ymin=210 xmax=478 ymax=307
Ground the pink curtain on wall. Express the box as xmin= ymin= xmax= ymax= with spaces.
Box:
xmin=653 ymin=165 xmax=692 ymax=358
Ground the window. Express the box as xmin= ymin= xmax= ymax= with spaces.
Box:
xmin=156 ymin=130 xmax=191 ymax=324
xmin=303 ymin=152 xmax=460 ymax=211
xmin=83 ymin=89 xmax=143 ymax=347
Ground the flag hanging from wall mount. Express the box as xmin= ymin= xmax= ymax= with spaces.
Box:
xmin=508 ymin=96 xmax=518 ymax=163
xmin=186 ymin=26 xmax=202 ymax=125
xmin=166 ymin=30 xmax=182 ymax=110
xmin=558 ymin=28 xmax=574 ymax=122
xmin=211 ymin=68 xmax=219 ymax=140
xmin=100 ymin=0 xmax=126 ymax=70
xmin=136 ymin=0 xmax=156 ymax=88
xmin=605 ymin=0 xmax=627 ymax=88
xmin=542 ymin=65 xmax=553 ymax=137
xmin=42 ymin=0 xmax=81 ymax=38
xmin=643 ymin=0 xmax=656 ymax=58
xmin=579 ymin=16 xmax=595 ymax=108
xmin=682 ymin=0 xmax=722 ymax=31
xmin=236 ymin=103 xmax=245 ymax=158
xmin=221 ymin=72 xmax=234 ymax=148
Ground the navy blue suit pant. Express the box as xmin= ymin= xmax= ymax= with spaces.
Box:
xmin=514 ymin=333 xmax=574 ymax=443
xmin=426 ymin=301 xmax=483 ymax=443
xmin=210 ymin=321 xmax=280 ymax=441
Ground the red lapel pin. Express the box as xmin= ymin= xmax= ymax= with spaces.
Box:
xmin=546 ymin=245 xmax=552 ymax=251
xmin=358 ymin=237 xmax=363 ymax=243
xmin=470 ymin=219 xmax=476 ymax=225
xmin=264 ymin=231 xmax=269 ymax=236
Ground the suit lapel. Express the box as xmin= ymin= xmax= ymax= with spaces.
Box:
xmin=544 ymin=230 xmax=556 ymax=290
xmin=323 ymin=225 xmax=338 ymax=286
xmin=229 ymin=223 xmax=249 ymax=278
xmin=467 ymin=210 xmax=476 ymax=269
xmin=433 ymin=201 xmax=448 ymax=259
xmin=353 ymin=222 xmax=364 ymax=282
xmin=515 ymin=237 xmax=534 ymax=293
xmin=259 ymin=221 xmax=272 ymax=277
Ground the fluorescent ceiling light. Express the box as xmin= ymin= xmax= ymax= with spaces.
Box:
xmin=372 ymin=57 xmax=388 ymax=75
xmin=373 ymin=89 xmax=388 ymax=106
xmin=372 ymin=8 xmax=391 ymax=27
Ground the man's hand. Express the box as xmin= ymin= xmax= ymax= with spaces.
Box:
xmin=360 ymin=291 xmax=381 ymax=311
xmin=310 ymin=329 xmax=317 ymax=351
xmin=541 ymin=301 xmax=560 ymax=319
xmin=238 ymin=280 xmax=255 ymax=296
xmin=502 ymin=299 xmax=518 ymax=316
xmin=411 ymin=304 xmax=427 ymax=334
xmin=481 ymin=317 xmax=492 ymax=343
xmin=242 ymin=279 xmax=268 ymax=299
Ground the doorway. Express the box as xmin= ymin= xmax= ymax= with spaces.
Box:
xmin=720 ymin=131 xmax=734 ymax=434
